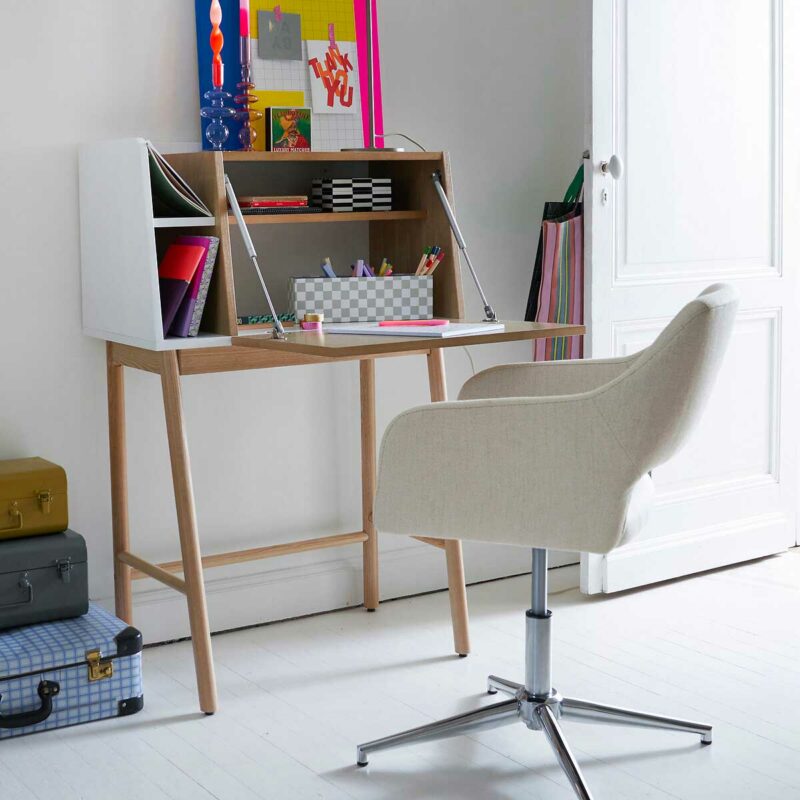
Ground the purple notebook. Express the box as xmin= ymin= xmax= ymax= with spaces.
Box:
xmin=169 ymin=235 xmax=219 ymax=337
xmin=158 ymin=243 xmax=206 ymax=337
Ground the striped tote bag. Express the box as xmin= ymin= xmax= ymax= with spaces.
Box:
xmin=532 ymin=207 xmax=584 ymax=361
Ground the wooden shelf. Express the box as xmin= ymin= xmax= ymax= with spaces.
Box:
xmin=228 ymin=209 xmax=427 ymax=225
xmin=223 ymin=150 xmax=441 ymax=163
xmin=154 ymin=216 xmax=216 ymax=228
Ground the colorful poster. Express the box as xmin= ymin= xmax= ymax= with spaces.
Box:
xmin=194 ymin=0 xmax=381 ymax=150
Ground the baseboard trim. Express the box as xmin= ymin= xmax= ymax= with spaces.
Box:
xmin=95 ymin=539 xmax=577 ymax=644
xmin=586 ymin=512 xmax=792 ymax=594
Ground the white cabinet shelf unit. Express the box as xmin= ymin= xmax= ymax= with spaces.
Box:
xmin=78 ymin=138 xmax=235 ymax=351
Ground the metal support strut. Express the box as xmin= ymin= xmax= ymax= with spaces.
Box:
xmin=225 ymin=174 xmax=286 ymax=339
xmin=431 ymin=171 xmax=497 ymax=322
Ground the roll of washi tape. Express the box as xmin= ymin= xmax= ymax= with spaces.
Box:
xmin=304 ymin=312 xmax=325 ymax=323
xmin=301 ymin=321 xmax=323 ymax=331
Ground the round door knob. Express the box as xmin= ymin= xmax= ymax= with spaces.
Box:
xmin=600 ymin=155 xmax=624 ymax=180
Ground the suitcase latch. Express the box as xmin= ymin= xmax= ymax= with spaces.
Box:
xmin=0 ymin=502 xmax=23 ymax=533
xmin=37 ymin=490 xmax=53 ymax=514
xmin=86 ymin=649 xmax=113 ymax=682
xmin=55 ymin=558 xmax=72 ymax=583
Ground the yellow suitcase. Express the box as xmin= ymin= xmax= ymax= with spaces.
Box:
xmin=0 ymin=458 xmax=68 ymax=541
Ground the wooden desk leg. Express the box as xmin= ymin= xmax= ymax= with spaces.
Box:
xmin=160 ymin=352 xmax=218 ymax=714
xmin=107 ymin=344 xmax=132 ymax=624
xmin=426 ymin=348 xmax=471 ymax=657
xmin=361 ymin=359 xmax=379 ymax=610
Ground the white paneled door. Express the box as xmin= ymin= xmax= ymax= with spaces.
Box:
xmin=581 ymin=0 xmax=798 ymax=593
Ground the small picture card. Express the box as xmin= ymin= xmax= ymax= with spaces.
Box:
xmin=268 ymin=107 xmax=312 ymax=152
xmin=257 ymin=10 xmax=302 ymax=60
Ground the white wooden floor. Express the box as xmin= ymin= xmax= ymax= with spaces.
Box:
xmin=3 ymin=550 xmax=800 ymax=800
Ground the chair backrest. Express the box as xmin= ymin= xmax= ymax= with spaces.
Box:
xmin=592 ymin=283 xmax=739 ymax=475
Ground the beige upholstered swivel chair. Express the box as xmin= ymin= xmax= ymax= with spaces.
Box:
xmin=357 ymin=284 xmax=739 ymax=800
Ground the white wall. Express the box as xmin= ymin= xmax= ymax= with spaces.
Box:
xmin=0 ymin=0 xmax=587 ymax=642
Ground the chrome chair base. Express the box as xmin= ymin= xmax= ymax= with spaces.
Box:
xmin=356 ymin=675 xmax=712 ymax=800
xmin=357 ymin=550 xmax=713 ymax=799
xmin=357 ymin=679 xmax=711 ymax=799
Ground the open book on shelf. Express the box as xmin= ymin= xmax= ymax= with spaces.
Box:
xmin=147 ymin=142 xmax=212 ymax=218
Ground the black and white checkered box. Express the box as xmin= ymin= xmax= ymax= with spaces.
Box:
xmin=311 ymin=178 xmax=392 ymax=212
xmin=289 ymin=276 xmax=432 ymax=322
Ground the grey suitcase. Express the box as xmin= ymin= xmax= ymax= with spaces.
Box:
xmin=0 ymin=530 xmax=88 ymax=630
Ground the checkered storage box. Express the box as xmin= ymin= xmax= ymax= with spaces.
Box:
xmin=290 ymin=276 xmax=433 ymax=322
xmin=0 ymin=603 xmax=143 ymax=738
xmin=311 ymin=178 xmax=392 ymax=212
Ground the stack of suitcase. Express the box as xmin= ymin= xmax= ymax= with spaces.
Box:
xmin=0 ymin=458 xmax=143 ymax=737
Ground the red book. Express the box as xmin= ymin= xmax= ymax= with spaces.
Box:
xmin=246 ymin=200 xmax=307 ymax=208
xmin=238 ymin=195 xmax=308 ymax=208
xmin=158 ymin=244 xmax=206 ymax=336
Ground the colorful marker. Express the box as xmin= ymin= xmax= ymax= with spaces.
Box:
xmin=415 ymin=247 xmax=432 ymax=275
xmin=321 ymin=257 xmax=336 ymax=278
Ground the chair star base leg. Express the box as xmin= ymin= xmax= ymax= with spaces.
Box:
xmin=356 ymin=698 xmax=519 ymax=766
xmin=560 ymin=696 xmax=713 ymax=744
xmin=356 ymin=675 xmax=712 ymax=798
xmin=537 ymin=703 xmax=593 ymax=800
xmin=487 ymin=675 xmax=522 ymax=696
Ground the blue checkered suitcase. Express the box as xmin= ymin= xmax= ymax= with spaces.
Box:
xmin=0 ymin=603 xmax=143 ymax=738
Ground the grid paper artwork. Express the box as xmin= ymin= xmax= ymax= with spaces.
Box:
xmin=290 ymin=276 xmax=433 ymax=322
xmin=0 ymin=604 xmax=143 ymax=738
xmin=249 ymin=0 xmax=362 ymax=150
xmin=250 ymin=39 xmax=362 ymax=150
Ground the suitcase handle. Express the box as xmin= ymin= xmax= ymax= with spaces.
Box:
xmin=0 ymin=680 xmax=60 ymax=729
xmin=0 ymin=574 xmax=33 ymax=609
xmin=0 ymin=503 xmax=23 ymax=533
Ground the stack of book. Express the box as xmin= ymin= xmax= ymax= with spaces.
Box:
xmin=158 ymin=236 xmax=220 ymax=337
xmin=237 ymin=195 xmax=320 ymax=216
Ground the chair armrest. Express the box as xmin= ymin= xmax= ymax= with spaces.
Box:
xmin=374 ymin=395 xmax=640 ymax=554
xmin=459 ymin=356 xmax=638 ymax=401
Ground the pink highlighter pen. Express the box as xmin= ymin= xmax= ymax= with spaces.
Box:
xmin=378 ymin=319 xmax=449 ymax=327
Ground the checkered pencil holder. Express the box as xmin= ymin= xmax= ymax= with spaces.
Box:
xmin=289 ymin=276 xmax=433 ymax=322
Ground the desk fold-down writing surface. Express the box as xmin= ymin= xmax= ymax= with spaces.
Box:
xmin=231 ymin=321 xmax=586 ymax=359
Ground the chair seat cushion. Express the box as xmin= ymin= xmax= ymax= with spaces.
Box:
xmin=375 ymin=284 xmax=738 ymax=555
